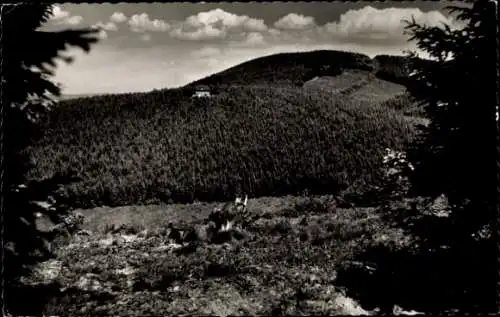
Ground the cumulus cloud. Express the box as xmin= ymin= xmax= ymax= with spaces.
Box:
xmin=170 ymin=8 xmax=267 ymax=41
xmin=110 ymin=12 xmax=128 ymax=23
xmin=323 ymin=6 xmax=460 ymax=43
xmin=165 ymin=6 xmax=462 ymax=48
xmin=186 ymin=9 xmax=267 ymax=31
xmin=94 ymin=21 xmax=118 ymax=32
xmin=128 ymin=13 xmax=170 ymax=32
xmin=50 ymin=6 xmax=70 ymax=20
xmin=49 ymin=6 xmax=83 ymax=25
xmin=96 ymin=29 xmax=108 ymax=40
xmin=274 ymin=13 xmax=316 ymax=30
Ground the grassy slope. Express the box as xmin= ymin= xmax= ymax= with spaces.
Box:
xmin=303 ymin=69 xmax=370 ymax=92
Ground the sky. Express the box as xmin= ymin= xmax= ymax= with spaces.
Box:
xmin=40 ymin=2 xmax=467 ymax=95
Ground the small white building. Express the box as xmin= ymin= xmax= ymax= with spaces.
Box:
xmin=192 ymin=85 xmax=212 ymax=98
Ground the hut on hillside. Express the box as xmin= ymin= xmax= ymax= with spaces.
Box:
xmin=192 ymin=85 xmax=212 ymax=98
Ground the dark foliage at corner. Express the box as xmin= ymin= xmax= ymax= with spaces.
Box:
xmin=336 ymin=0 xmax=498 ymax=314
xmin=405 ymin=0 xmax=497 ymax=239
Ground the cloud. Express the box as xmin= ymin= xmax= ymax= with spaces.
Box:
xmin=244 ymin=32 xmax=265 ymax=46
xmin=274 ymin=13 xmax=316 ymax=30
xmin=322 ymin=6 xmax=460 ymax=44
xmin=170 ymin=25 xmax=227 ymax=41
xmin=94 ymin=21 xmax=118 ymax=32
xmin=171 ymin=8 xmax=267 ymax=41
xmin=128 ymin=13 xmax=170 ymax=32
xmin=110 ymin=12 xmax=128 ymax=23
xmin=50 ymin=6 xmax=70 ymax=20
xmin=64 ymin=15 xmax=84 ymax=25
xmin=140 ymin=34 xmax=152 ymax=41
xmin=186 ymin=8 xmax=267 ymax=31
xmin=164 ymin=6 xmax=462 ymax=48
xmin=53 ymin=5 xmax=462 ymax=95
xmin=269 ymin=28 xmax=281 ymax=35
xmin=49 ymin=6 xmax=83 ymax=25
xmin=96 ymin=29 xmax=108 ymax=40
xmin=227 ymin=32 xmax=267 ymax=48
xmin=191 ymin=46 xmax=221 ymax=58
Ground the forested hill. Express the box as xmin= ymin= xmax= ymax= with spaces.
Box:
xmin=27 ymin=49 xmax=431 ymax=208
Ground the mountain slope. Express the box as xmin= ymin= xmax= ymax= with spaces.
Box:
xmin=187 ymin=50 xmax=375 ymax=88
xmin=26 ymin=49 xmax=425 ymax=208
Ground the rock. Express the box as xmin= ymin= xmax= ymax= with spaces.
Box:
xmin=23 ymin=259 xmax=62 ymax=285
xmin=121 ymin=234 xmax=139 ymax=243
xmin=393 ymin=305 xmax=423 ymax=316
xmin=76 ymin=274 xmax=102 ymax=292
xmin=137 ymin=229 xmax=149 ymax=238
xmin=152 ymin=245 xmax=171 ymax=252
xmin=152 ymin=243 xmax=183 ymax=252
xmin=115 ymin=266 xmax=136 ymax=276
xmin=333 ymin=293 xmax=373 ymax=315
xmin=33 ymin=201 xmax=54 ymax=211
xmin=76 ymin=229 xmax=92 ymax=236
xmin=98 ymin=236 xmax=115 ymax=247
xmin=427 ymin=194 xmax=451 ymax=217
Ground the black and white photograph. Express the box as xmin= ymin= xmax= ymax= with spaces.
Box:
xmin=2 ymin=1 xmax=498 ymax=315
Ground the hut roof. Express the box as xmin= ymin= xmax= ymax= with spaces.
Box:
xmin=195 ymin=85 xmax=211 ymax=91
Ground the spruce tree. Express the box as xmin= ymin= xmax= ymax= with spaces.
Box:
xmin=404 ymin=0 xmax=497 ymax=243
xmin=1 ymin=4 xmax=99 ymax=314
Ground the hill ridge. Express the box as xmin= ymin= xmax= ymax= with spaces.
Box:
xmin=186 ymin=50 xmax=423 ymax=90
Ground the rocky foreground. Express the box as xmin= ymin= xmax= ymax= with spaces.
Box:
xmin=10 ymin=195 xmax=428 ymax=316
